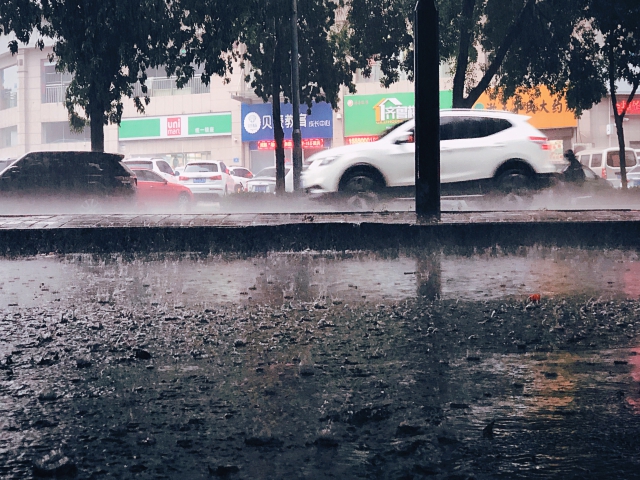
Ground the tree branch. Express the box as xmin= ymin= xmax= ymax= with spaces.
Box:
xmin=462 ymin=0 xmax=536 ymax=108
xmin=451 ymin=0 xmax=477 ymax=107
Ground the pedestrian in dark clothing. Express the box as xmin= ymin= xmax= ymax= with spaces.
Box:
xmin=563 ymin=149 xmax=586 ymax=185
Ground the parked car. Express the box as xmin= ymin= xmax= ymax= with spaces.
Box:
xmin=246 ymin=166 xmax=293 ymax=193
xmin=228 ymin=166 xmax=254 ymax=193
xmin=624 ymin=164 xmax=640 ymax=188
xmin=131 ymin=168 xmax=193 ymax=210
xmin=302 ymin=109 xmax=567 ymax=196
xmin=177 ymin=160 xmax=236 ymax=198
xmin=123 ymin=157 xmax=177 ymax=182
xmin=577 ymin=147 xmax=638 ymax=187
xmin=0 ymin=151 xmax=136 ymax=212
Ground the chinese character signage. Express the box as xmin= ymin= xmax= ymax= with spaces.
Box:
xmin=119 ymin=113 xmax=232 ymax=141
xmin=617 ymin=99 xmax=640 ymax=115
xmin=256 ymin=138 xmax=325 ymax=150
xmin=474 ymin=87 xmax=576 ymax=129
xmin=343 ymin=91 xmax=453 ymax=137
xmin=241 ymin=102 xmax=333 ymax=142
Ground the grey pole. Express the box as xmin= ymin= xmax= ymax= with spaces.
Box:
xmin=414 ymin=0 xmax=440 ymax=217
xmin=291 ymin=0 xmax=303 ymax=191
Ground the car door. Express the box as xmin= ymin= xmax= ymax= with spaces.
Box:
xmin=385 ymin=126 xmax=415 ymax=186
xmin=440 ymin=116 xmax=506 ymax=184
xmin=138 ymin=170 xmax=172 ymax=204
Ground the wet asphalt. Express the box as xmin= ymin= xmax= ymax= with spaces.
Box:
xmin=1 ymin=249 xmax=640 ymax=479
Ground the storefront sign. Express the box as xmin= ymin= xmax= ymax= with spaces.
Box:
xmin=119 ymin=113 xmax=232 ymax=141
xmin=617 ymin=99 xmax=640 ymax=115
xmin=474 ymin=87 xmax=576 ymax=129
xmin=343 ymin=91 xmax=453 ymax=137
xmin=241 ymin=102 xmax=333 ymax=142
xmin=346 ymin=135 xmax=380 ymax=145
xmin=256 ymin=138 xmax=325 ymax=150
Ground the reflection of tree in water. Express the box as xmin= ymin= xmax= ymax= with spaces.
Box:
xmin=416 ymin=253 xmax=441 ymax=300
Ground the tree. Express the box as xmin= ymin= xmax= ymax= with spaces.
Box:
xmin=182 ymin=0 xmax=355 ymax=194
xmin=1 ymin=0 xmax=185 ymax=152
xmin=345 ymin=0 xmax=587 ymax=109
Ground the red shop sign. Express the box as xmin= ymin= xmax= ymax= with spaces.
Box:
xmin=617 ymin=100 xmax=640 ymax=115
xmin=257 ymin=138 xmax=325 ymax=150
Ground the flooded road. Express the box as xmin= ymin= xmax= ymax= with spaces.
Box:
xmin=1 ymin=248 xmax=640 ymax=478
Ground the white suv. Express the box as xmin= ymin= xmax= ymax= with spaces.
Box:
xmin=302 ymin=110 xmax=567 ymax=196
xmin=124 ymin=157 xmax=177 ymax=183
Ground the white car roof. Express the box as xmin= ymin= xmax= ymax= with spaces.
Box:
xmin=440 ymin=108 xmax=531 ymax=121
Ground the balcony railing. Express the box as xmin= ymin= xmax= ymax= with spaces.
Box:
xmin=131 ymin=75 xmax=210 ymax=97
xmin=43 ymin=84 xmax=68 ymax=104
xmin=0 ymin=90 xmax=18 ymax=110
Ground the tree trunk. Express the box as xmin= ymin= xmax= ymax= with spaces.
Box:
xmin=451 ymin=0 xmax=476 ymax=108
xmin=88 ymin=96 xmax=105 ymax=152
xmin=606 ymin=45 xmax=639 ymax=191
xmin=272 ymin=20 xmax=286 ymax=196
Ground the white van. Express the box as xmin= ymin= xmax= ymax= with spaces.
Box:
xmin=577 ymin=148 xmax=638 ymax=187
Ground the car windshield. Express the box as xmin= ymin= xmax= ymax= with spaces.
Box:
xmin=377 ymin=119 xmax=411 ymax=140
xmin=184 ymin=163 xmax=218 ymax=173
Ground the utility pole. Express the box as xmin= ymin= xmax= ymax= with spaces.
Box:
xmin=414 ymin=0 xmax=440 ymax=217
xmin=291 ymin=0 xmax=303 ymax=191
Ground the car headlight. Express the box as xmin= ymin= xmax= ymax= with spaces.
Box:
xmin=318 ymin=156 xmax=339 ymax=166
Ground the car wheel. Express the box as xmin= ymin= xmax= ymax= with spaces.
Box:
xmin=495 ymin=167 xmax=533 ymax=195
xmin=339 ymin=168 xmax=384 ymax=194
xmin=177 ymin=193 xmax=191 ymax=212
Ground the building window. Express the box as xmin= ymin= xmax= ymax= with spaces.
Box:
xmin=0 ymin=125 xmax=17 ymax=147
xmin=42 ymin=122 xmax=90 ymax=144
xmin=1 ymin=65 xmax=18 ymax=110
xmin=42 ymin=61 xmax=72 ymax=104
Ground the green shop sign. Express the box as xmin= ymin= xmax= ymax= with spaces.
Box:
xmin=343 ymin=91 xmax=453 ymax=137
xmin=119 ymin=113 xmax=232 ymax=141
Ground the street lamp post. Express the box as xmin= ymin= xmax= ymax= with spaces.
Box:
xmin=291 ymin=0 xmax=303 ymax=191
xmin=414 ymin=0 xmax=440 ymax=217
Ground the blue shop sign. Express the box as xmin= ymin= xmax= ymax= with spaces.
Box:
xmin=241 ymin=102 xmax=333 ymax=142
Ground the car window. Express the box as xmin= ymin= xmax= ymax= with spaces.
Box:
xmin=591 ymin=154 xmax=602 ymax=168
xmin=220 ymin=162 xmax=227 ymax=172
xmin=579 ymin=155 xmax=590 ymax=166
xmin=157 ymin=161 xmax=173 ymax=174
xmin=607 ymin=151 xmax=636 ymax=167
xmin=185 ymin=163 xmax=219 ymax=173
xmin=125 ymin=161 xmax=153 ymax=169
xmin=441 ymin=116 xmax=509 ymax=140
xmin=135 ymin=170 xmax=164 ymax=182
xmin=255 ymin=167 xmax=276 ymax=177
xmin=377 ymin=119 xmax=410 ymax=139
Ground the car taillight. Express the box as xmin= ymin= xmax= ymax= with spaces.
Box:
xmin=601 ymin=166 xmax=607 ymax=179
xmin=210 ymin=175 xmax=222 ymax=181
xmin=529 ymin=136 xmax=550 ymax=150
xmin=225 ymin=168 xmax=229 ymax=174
xmin=179 ymin=176 xmax=189 ymax=181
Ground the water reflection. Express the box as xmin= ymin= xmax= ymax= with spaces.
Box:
xmin=3 ymin=248 xmax=640 ymax=309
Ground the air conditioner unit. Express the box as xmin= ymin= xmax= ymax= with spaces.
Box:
xmin=572 ymin=143 xmax=592 ymax=153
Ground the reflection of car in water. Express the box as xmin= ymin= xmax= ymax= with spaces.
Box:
xmin=302 ymin=109 xmax=567 ymax=197
xmin=246 ymin=166 xmax=293 ymax=193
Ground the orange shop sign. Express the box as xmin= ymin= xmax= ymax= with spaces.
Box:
xmin=473 ymin=86 xmax=577 ymax=129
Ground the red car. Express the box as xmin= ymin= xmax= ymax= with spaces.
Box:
xmin=132 ymin=168 xmax=194 ymax=210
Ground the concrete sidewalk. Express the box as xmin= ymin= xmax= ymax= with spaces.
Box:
xmin=1 ymin=209 xmax=640 ymax=254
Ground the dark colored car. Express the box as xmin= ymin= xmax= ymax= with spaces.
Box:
xmin=0 ymin=151 xmax=137 ymax=212
xmin=132 ymin=168 xmax=193 ymax=210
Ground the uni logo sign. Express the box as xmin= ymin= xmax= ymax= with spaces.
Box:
xmin=167 ymin=117 xmax=181 ymax=136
